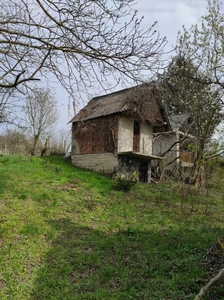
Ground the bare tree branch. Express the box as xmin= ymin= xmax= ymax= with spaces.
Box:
xmin=0 ymin=0 xmax=167 ymax=102
xmin=194 ymin=268 xmax=224 ymax=300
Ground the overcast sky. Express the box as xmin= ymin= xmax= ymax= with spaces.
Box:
xmin=59 ymin=0 xmax=209 ymax=130
xmin=133 ymin=0 xmax=207 ymax=51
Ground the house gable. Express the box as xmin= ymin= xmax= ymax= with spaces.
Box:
xmin=69 ymin=83 xmax=171 ymax=131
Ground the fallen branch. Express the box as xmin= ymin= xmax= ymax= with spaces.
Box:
xmin=218 ymin=237 xmax=224 ymax=250
xmin=194 ymin=267 xmax=224 ymax=300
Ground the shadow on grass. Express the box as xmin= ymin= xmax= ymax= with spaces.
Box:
xmin=29 ymin=218 xmax=222 ymax=300
xmin=0 ymin=178 xmax=7 ymax=194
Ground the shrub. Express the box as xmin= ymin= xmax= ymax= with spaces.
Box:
xmin=112 ymin=171 xmax=139 ymax=192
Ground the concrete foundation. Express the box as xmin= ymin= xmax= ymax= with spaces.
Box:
xmin=71 ymin=153 xmax=118 ymax=174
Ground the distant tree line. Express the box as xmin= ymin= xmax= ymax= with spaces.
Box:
xmin=0 ymin=127 xmax=70 ymax=156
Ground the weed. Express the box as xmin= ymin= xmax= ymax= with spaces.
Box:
xmin=54 ymin=166 xmax=61 ymax=173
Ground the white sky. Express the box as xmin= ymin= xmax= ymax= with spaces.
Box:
xmin=134 ymin=0 xmax=207 ymax=50
xmin=58 ymin=0 xmax=208 ymax=130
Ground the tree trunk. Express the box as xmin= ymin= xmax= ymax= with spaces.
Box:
xmin=189 ymin=150 xmax=204 ymax=187
xmin=31 ymin=134 xmax=39 ymax=156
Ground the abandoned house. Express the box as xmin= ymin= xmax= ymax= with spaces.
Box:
xmin=69 ymin=83 xmax=171 ymax=183
xmin=152 ymin=114 xmax=197 ymax=179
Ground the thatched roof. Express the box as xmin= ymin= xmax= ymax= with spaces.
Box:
xmin=69 ymin=83 xmax=170 ymax=128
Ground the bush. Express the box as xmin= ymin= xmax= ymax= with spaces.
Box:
xmin=112 ymin=171 xmax=139 ymax=192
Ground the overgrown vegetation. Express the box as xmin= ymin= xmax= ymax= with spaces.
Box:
xmin=112 ymin=170 xmax=139 ymax=191
xmin=0 ymin=155 xmax=223 ymax=299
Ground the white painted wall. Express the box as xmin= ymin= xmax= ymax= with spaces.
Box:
xmin=118 ymin=118 xmax=153 ymax=154
xmin=117 ymin=118 xmax=133 ymax=152
xmin=140 ymin=122 xmax=153 ymax=155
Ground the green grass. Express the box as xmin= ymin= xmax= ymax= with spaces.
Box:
xmin=0 ymin=155 xmax=223 ymax=299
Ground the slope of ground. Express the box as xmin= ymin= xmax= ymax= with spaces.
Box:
xmin=0 ymin=155 xmax=223 ymax=299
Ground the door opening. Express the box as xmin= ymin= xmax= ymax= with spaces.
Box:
xmin=133 ymin=120 xmax=140 ymax=152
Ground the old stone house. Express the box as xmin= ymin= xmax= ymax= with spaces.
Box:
xmin=69 ymin=83 xmax=171 ymax=182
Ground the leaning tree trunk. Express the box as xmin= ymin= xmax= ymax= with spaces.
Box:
xmin=41 ymin=138 xmax=50 ymax=156
xmin=189 ymin=150 xmax=204 ymax=187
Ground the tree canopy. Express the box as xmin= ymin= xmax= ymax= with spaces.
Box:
xmin=157 ymin=0 xmax=224 ymax=183
xmin=158 ymin=56 xmax=223 ymax=140
xmin=176 ymin=0 xmax=224 ymax=92
xmin=174 ymin=0 xmax=224 ymax=153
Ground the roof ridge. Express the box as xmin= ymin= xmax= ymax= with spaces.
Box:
xmin=92 ymin=82 xmax=154 ymax=101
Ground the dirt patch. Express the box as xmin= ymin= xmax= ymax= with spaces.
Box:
xmin=58 ymin=184 xmax=77 ymax=191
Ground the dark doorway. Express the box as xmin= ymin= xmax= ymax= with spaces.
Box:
xmin=139 ymin=161 xmax=148 ymax=183
xmin=133 ymin=120 xmax=140 ymax=152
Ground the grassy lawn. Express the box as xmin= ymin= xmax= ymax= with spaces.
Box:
xmin=0 ymin=155 xmax=223 ymax=299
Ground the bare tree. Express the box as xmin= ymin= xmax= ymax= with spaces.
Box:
xmin=50 ymin=128 xmax=71 ymax=155
xmin=0 ymin=0 xmax=167 ymax=104
xmin=0 ymin=89 xmax=12 ymax=123
xmin=24 ymin=87 xmax=59 ymax=155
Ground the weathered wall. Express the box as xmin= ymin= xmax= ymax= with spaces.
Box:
xmin=152 ymin=132 xmax=194 ymax=180
xmin=71 ymin=115 xmax=154 ymax=177
xmin=72 ymin=115 xmax=119 ymax=155
xmin=118 ymin=118 xmax=153 ymax=154
xmin=117 ymin=118 xmax=133 ymax=152
xmin=71 ymin=153 xmax=118 ymax=174
xmin=152 ymin=132 xmax=177 ymax=168
xmin=139 ymin=122 xmax=153 ymax=155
